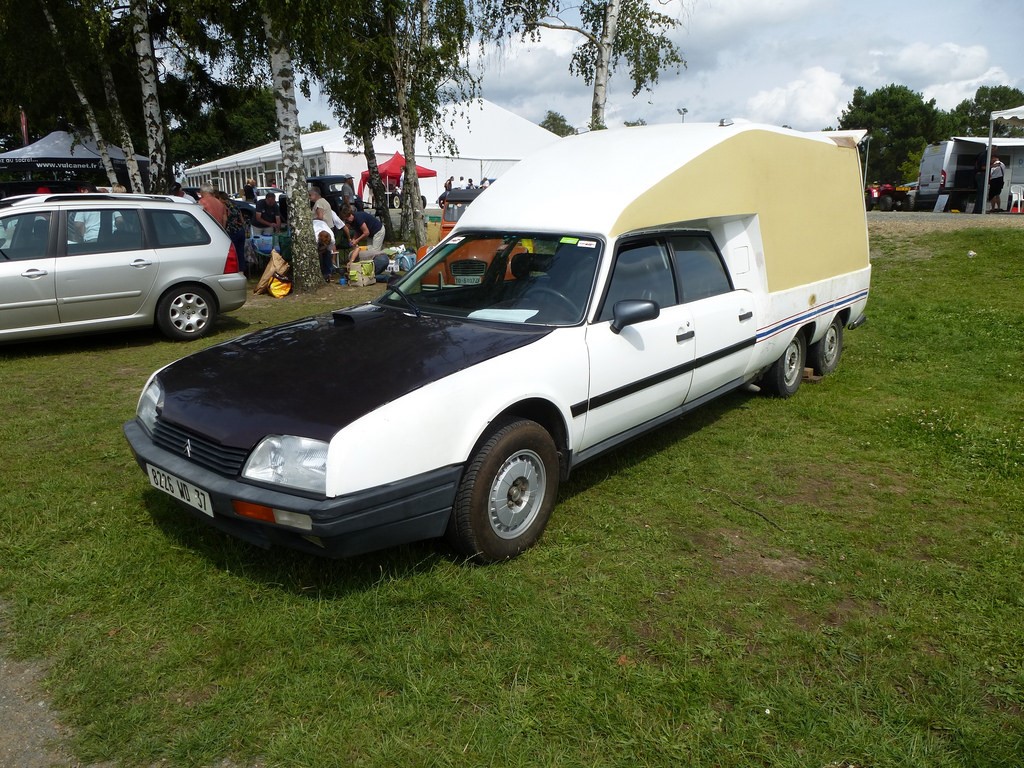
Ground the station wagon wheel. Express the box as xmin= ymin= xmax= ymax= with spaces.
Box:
xmin=447 ymin=419 xmax=559 ymax=564
xmin=759 ymin=333 xmax=806 ymax=398
xmin=156 ymin=285 xmax=216 ymax=341
xmin=808 ymin=316 xmax=844 ymax=376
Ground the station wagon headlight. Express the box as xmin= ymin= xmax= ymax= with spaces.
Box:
xmin=137 ymin=379 xmax=163 ymax=434
xmin=243 ymin=435 xmax=328 ymax=494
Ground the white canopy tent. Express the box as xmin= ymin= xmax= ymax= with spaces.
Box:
xmin=981 ymin=104 xmax=1024 ymax=213
xmin=185 ymin=100 xmax=560 ymax=205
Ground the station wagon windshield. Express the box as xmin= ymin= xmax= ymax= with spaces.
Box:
xmin=379 ymin=232 xmax=602 ymax=326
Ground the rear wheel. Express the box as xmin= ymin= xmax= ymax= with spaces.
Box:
xmin=759 ymin=334 xmax=806 ymax=398
xmin=447 ymin=419 xmax=559 ymax=563
xmin=156 ymin=286 xmax=216 ymax=340
xmin=879 ymin=195 xmax=894 ymax=212
xmin=808 ymin=316 xmax=844 ymax=376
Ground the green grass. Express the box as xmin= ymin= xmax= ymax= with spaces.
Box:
xmin=1 ymin=228 xmax=1022 ymax=767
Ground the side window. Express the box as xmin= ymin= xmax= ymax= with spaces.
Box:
xmin=0 ymin=212 xmax=51 ymax=261
xmin=108 ymin=209 xmax=144 ymax=250
xmin=148 ymin=209 xmax=211 ymax=248
xmin=670 ymin=235 xmax=732 ymax=303
xmin=67 ymin=208 xmax=144 ymax=253
xmin=599 ymin=240 xmax=676 ymax=322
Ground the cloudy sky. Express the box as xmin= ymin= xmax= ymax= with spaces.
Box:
xmin=299 ymin=0 xmax=1022 ymax=133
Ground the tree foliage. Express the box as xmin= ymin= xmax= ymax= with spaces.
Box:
xmin=945 ymin=85 xmax=1024 ymax=138
xmin=484 ymin=0 xmax=683 ymax=130
xmin=839 ymin=84 xmax=1024 ymax=184
xmin=167 ymin=86 xmax=278 ymax=170
xmin=839 ymin=84 xmax=942 ymax=184
xmin=309 ymin=0 xmax=479 ymax=246
xmin=540 ymin=110 xmax=575 ymax=136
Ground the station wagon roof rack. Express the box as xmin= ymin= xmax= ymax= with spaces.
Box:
xmin=0 ymin=193 xmax=178 ymax=207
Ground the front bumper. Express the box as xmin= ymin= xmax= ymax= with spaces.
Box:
xmin=123 ymin=420 xmax=461 ymax=558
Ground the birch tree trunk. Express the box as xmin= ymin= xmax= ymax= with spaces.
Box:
xmin=391 ymin=0 xmax=428 ymax=247
xmin=264 ymin=14 xmax=319 ymax=293
xmin=131 ymin=0 xmax=168 ymax=192
xmin=590 ymin=0 xmax=620 ymax=130
xmin=362 ymin=130 xmax=392 ymax=234
xmin=101 ymin=63 xmax=146 ymax=192
xmin=40 ymin=1 xmax=118 ymax=186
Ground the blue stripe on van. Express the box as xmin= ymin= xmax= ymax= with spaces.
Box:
xmin=755 ymin=289 xmax=869 ymax=341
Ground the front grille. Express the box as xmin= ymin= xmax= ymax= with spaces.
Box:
xmin=152 ymin=420 xmax=249 ymax=477
xmin=450 ymin=259 xmax=487 ymax=279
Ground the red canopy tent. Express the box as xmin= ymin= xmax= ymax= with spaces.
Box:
xmin=358 ymin=152 xmax=437 ymax=197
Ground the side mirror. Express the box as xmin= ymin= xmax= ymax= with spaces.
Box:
xmin=610 ymin=299 xmax=659 ymax=334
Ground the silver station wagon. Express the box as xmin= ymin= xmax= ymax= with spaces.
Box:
xmin=0 ymin=193 xmax=247 ymax=343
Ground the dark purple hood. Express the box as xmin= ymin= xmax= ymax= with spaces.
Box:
xmin=155 ymin=304 xmax=552 ymax=449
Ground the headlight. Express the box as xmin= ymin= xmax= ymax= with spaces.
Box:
xmin=242 ymin=435 xmax=329 ymax=494
xmin=137 ymin=379 xmax=163 ymax=434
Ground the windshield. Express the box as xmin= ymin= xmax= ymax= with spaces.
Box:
xmin=378 ymin=232 xmax=602 ymax=326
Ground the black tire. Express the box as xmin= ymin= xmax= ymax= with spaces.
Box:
xmin=879 ymin=195 xmax=893 ymax=212
xmin=808 ymin=316 xmax=844 ymax=376
xmin=156 ymin=285 xmax=216 ymax=341
xmin=759 ymin=333 xmax=806 ymax=398
xmin=447 ymin=419 xmax=559 ymax=563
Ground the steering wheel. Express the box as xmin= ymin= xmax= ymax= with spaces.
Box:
xmin=527 ymin=286 xmax=578 ymax=319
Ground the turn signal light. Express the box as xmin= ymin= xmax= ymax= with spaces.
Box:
xmin=232 ymin=500 xmax=312 ymax=531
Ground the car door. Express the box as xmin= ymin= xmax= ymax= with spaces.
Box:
xmin=669 ymin=234 xmax=757 ymax=403
xmin=578 ymin=238 xmax=695 ymax=454
xmin=0 ymin=210 xmax=59 ymax=335
xmin=55 ymin=206 xmax=159 ymax=326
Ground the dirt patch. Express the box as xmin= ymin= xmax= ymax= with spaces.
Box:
xmin=866 ymin=210 xmax=1024 ymax=236
xmin=698 ymin=528 xmax=815 ymax=583
xmin=0 ymin=603 xmax=100 ymax=768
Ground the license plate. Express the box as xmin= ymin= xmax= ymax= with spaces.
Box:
xmin=454 ymin=275 xmax=481 ymax=285
xmin=146 ymin=464 xmax=213 ymax=516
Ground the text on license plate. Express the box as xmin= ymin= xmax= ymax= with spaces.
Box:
xmin=454 ymin=275 xmax=482 ymax=285
xmin=146 ymin=464 xmax=213 ymax=516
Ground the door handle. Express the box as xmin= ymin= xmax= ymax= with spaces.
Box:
xmin=130 ymin=259 xmax=153 ymax=268
xmin=676 ymin=330 xmax=695 ymax=343
xmin=21 ymin=268 xmax=48 ymax=279
xmin=738 ymin=310 xmax=753 ymax=321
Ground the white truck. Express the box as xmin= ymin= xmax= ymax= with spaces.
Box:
xmin=125 ymin=122 xmax=872 ymax=562
xmin=914 ymin=139 xmax=985 ymax=212
xmin=916 ymin=137 xmax=1024 ymax=212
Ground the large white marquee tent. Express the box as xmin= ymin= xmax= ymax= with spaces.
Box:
xmin=184 ymin=100 xmax=560 ymax=205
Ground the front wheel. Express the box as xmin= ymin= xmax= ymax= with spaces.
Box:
xmin=156 ymin=285 xmax=216 ymax=340
xmin=759 ymin=334 xmax=806 ymax=398
xmin=447 ymin=419 xmax=559 ymax=563
xmin=808 ymin=316 xmax=844 ymax=376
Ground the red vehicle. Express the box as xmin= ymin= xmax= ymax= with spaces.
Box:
xmin=865 ymin=181 xmax=915 ymax=211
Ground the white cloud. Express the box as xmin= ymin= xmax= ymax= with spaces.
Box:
xmin=746 ymin=67 xmax=848 ymax=129
xmin=889 ymin=42 xmax=990 ymax=84
xmin=924 ymin=66 xmax=1013 ymax=110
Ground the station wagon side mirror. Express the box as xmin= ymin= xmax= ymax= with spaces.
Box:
xmin=610 ymin=299 xmax=660 ymax=334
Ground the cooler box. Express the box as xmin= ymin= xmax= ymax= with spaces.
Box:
xmin=426 ymin=214 xmax=441 ymax=245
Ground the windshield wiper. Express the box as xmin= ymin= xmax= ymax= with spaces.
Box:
xmin=385 ymin=282 xmax=422 ymax=318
